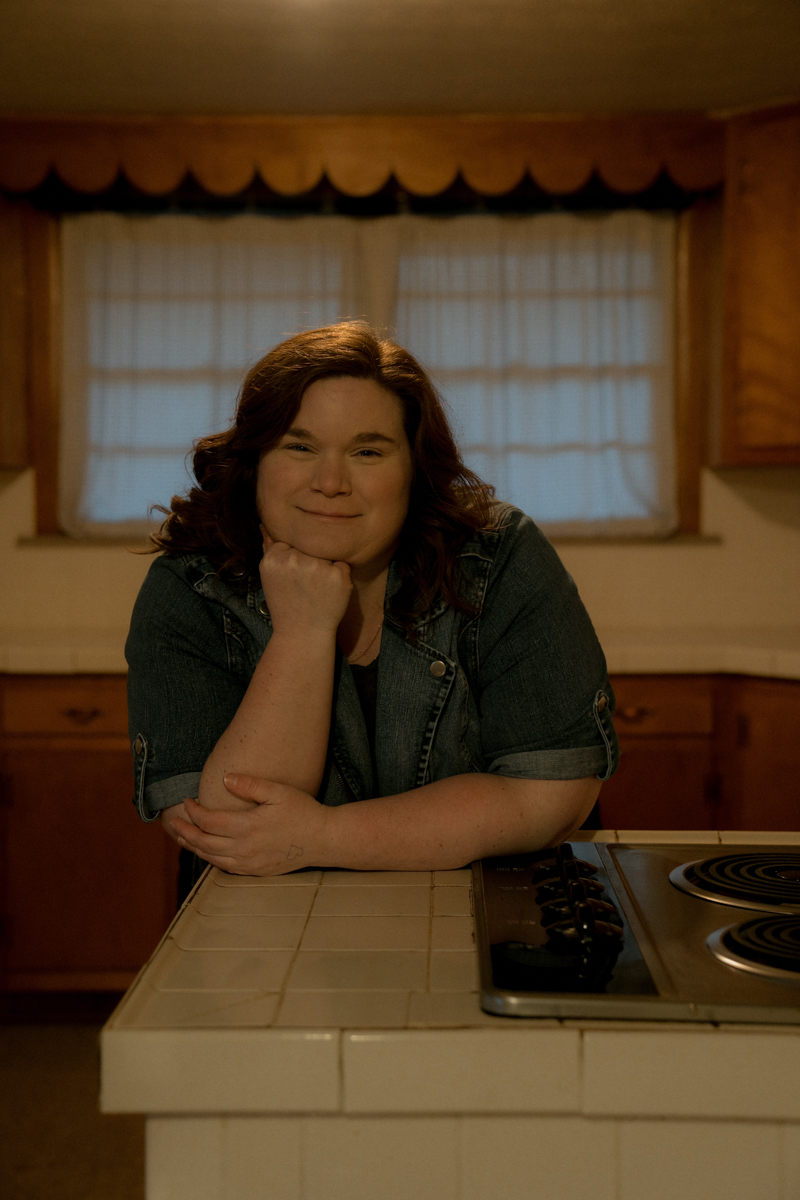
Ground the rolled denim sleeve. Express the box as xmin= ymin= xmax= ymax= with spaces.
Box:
xmin=125 ymin=556 xmax=252 ymax=821
xmin=477 ymin=515 xmax=618 ymax=782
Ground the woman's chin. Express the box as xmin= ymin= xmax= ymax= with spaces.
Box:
xmin=285 ymin=530 xmax=357 ymax=563
xmin=267 ymin=520 xmax=394 ymax=571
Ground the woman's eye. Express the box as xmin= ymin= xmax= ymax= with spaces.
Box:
xmin=355 ymin=448 xmax=381 ymax=458
xmin=285 ymin=443 xmax=311 ymax=452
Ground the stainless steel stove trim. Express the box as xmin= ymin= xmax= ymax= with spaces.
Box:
xmin=669 ymin=860 xmax=800 ymax=915
xmin=472 ymin=852 xmax=698 ymax=1022
xmin=706 ymin=925 xmax=800 ymax=985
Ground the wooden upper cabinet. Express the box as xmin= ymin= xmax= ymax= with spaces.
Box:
xmin=718 ymin=104 xmax=800 ymax=464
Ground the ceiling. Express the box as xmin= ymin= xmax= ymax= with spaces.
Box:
xmin=1 ymin=0 xmax=799 ymax=116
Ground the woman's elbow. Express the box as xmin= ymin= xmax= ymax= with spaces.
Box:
xmin=542 ymin=776 xmax=602 ymax=848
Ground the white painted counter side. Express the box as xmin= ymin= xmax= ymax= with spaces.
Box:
xmin=101 ymin=830 xmax=800 ymax=1200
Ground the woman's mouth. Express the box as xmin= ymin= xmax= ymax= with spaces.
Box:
xmin=298 ymin=508 xmax=359 ymax=521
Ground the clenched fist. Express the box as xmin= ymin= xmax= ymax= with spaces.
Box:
xmin=258 ymin=527 xmax=353 ymax=638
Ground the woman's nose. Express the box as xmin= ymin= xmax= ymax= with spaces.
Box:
xmin=311 ymin=456 xmax=351 ymax=496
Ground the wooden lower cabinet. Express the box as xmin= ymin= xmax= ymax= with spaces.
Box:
xmin=0 ymin=675 xmax=179 ymax=993
xmin=600 ymin=673 xmax=800 ymax=831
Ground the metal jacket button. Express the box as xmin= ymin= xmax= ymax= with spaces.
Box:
xmin=430 ymin=660 xmax=446 ymax=678
xmin=258 ymin=600 xmax=268 ymax=616
xmin=133 ymin=736 xmax=144 ymax=755
xmin=596 ymin=694 xmax=607 ymax=712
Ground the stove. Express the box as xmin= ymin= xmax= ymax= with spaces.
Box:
xmin=473 ymin=842 xmax=800 ymax=1023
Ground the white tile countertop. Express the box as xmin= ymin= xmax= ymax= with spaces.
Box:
xmin=597 ymin=625 xmax=800 ymax=679
xmin=101 ymin=832 xmax=800 ymax=1200
xmin=2 ymin=625 xmax=800 ymax=677
xmin=0 ymin=627 xmax=130 ymax=673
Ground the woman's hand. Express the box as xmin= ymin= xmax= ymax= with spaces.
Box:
xmin=169 ymin=772 xmax=330 ymax=876
xmin=259 ymin=526 xmax=352 ymax=637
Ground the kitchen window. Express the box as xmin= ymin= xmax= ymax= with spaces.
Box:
xmin=59 ymin=209 xmax=677 ymax=538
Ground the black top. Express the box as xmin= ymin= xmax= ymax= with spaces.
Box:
xmin=350 ymin=656 xmax=379 ymax=795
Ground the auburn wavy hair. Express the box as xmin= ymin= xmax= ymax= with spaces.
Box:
xmin=152 ymin=321 xmax=497 ymax=629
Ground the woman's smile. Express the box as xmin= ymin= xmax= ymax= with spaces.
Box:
xmin=298 ymin=508 xmax=360 ymax=520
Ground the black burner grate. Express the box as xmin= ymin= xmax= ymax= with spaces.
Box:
xmin=708 ymin=916 xmax=800 ymax=981
xmin=671 ymin=853 xmax=800 ymax=914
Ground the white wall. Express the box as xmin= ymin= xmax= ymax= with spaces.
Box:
xmin=0 ymin=469 xmax=150 ymax=637
xmin=0 ymin=464 xmax=798 ymax=650
xmin=558 ymin=467 xmax=800 ymax=631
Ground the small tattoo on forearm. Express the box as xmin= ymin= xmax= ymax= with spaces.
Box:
xmin=287 ymin=844 xmax=304 ymax=860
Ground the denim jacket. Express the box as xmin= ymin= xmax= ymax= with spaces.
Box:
xmin=126 ymin=507 xmax=618 ymax=822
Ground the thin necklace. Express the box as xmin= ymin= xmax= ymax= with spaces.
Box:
xmin=347 ymin=618 xmax=384 ymax=665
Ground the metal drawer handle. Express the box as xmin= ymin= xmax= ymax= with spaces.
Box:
xmin=61 ymin=707 xmax=103 ymax=726
xmin=617 ymin=705 xmax=653 ymax=723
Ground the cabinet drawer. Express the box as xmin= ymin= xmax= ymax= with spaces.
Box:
xmin=0 ymin=675 xmax=128 ymax=735
xmin=609 ymin=675 xmax=714 ymax=736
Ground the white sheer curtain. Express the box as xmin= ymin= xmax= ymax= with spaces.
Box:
xmin=59 ymin=209 xmax=676 ymax=538
xmin=60 ymin=213 xmax=360 ymax=536
xmin=391 ymin=211 xmax=677 ymax=536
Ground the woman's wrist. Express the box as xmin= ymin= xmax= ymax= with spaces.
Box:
xmin=305 ymin=795 xmax=336 ymax=869
xmin=265 ymin=623 xmax=339 ymax=652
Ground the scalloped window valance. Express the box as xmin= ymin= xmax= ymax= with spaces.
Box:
xmin=0 ymin=116 xmax=725 ymax=199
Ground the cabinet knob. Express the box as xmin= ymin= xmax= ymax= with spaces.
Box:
xmin=617 ymin=705 xmax=652 ymax=723
xmin=61 ymin=707 xmax=102 ymax=727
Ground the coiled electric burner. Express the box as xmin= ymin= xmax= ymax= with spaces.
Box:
xmin=707 ymin=916 xmax=800 ymax=983
xmin=669 ymin=853 xmax=800 ymax=914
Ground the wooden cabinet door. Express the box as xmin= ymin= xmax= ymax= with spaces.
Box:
xmin=598 ymin=736 xmax=718 ymax=830
xmin=715 ymin=676 xmax=800 ymax=831
xmin=718 ymin=103 xmax=800 ymax=465
xmin=0 ymin=737 xmax=179 ymax=990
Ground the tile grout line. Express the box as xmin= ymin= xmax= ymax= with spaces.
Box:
xmin=299 ymin=1113 xmax=308 ymax=1200
xmin=454 ymin=1112 xmax=464 ymax=1200
xmin=337 ymin=1013 xmax=345 ymax=1115
xmin=614 ymin=1111 xmax=622 ymax=1200
xmin=426 ymin=871 xmax=434 ymax=999
xmin=272 ymin=871 xmax=326 ymax=1027
xmin=777 ymin=1122 xmax=787 ymax=1200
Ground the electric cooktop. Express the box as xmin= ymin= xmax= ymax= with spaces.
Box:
xmin=472 ymin=842 xmax=800 ymax=1022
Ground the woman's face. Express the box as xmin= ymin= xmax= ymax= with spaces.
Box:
xmin=256 ymin=376 xmax=414 ymax=574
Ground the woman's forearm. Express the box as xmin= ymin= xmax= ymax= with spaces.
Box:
xmin=317 ymin=774 xmax=601 ymax=870
xmin=198 ymin=626 xmax=336 ymax=810
xmin=177 ymin=771 xmax=602 ymax=873
xmin=197 ymin=538 xmax=354 ymax=813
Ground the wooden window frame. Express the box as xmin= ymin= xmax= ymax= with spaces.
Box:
xmin=673 ymin=192 xmax=723 ymax=535
xmin=0 ymin=114 xmax=729 ymax=537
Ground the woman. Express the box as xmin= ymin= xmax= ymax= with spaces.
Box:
xmin=126 ymin=322 xmax=617 ymax=879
